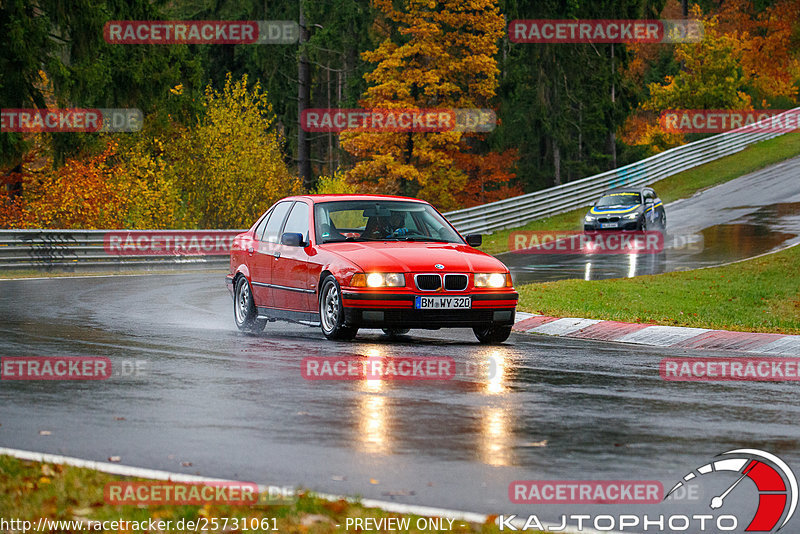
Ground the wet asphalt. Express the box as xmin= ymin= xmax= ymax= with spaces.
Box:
xmin=1 ymin=159 xmax=799 ymax=529
xmin=502 ymin=155 xmax=800 ymax=284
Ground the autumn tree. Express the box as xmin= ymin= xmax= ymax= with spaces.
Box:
xmin=167 ymin=74 xmax=301 ymax=229
xmin=340 ymin=0 xmax=505 ymax=210
xmin=715 ymin=0 xmax=800 ymax=105
xmin=644 ymin=9 xmax=751 ymax=112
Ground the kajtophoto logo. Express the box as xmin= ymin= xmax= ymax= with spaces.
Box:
xmin=665 ymin=449 xmax=797 ymax=532
xmin=498 ymin=449 xmax=796 ymax=532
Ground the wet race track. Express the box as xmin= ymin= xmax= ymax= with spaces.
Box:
xmin=503 ymin=156 xmax=800 ymax=283
xmin=1 ymin=159 xmax=800 ymax=530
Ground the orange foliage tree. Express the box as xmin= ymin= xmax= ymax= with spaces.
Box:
xmin=0 ymin=142 xmax=181 ymax=229
xmin=340 ymin=0 xmax=507 ymax=210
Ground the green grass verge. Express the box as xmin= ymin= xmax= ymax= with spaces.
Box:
xmin=517 ymin=243 xmax=800 ymax=334
xmin=0 ymin=455 xmax=529 ymax=534
xmin=480 ymin=131 xmax=800 ymax=256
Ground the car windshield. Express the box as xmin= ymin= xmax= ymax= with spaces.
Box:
xmin=314 ymin=200 xmax=464 ymax=244
xmin=596 ymin=192 xmax=642 ymax=207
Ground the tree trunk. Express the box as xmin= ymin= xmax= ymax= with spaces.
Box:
xmin=552 ymin=139 xmax=561 ymax=186
xmin=297 ymin=0 xmax=313 ymax=190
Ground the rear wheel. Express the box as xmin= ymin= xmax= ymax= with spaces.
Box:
xmin=234 ymin=277 xmax=266 ymax=334
xmin=473 ymin=325 xmax=512 ymax=344
xmin=319 ymin=276 xmax=357 ymax=340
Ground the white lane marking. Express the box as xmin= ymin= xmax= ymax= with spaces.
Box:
xmin=529 ymin=317 xmax=601 ymax=336
xmin=0 ymin=446 xmax=606 ymax=533
xmin=752 ymin=335 xmax=800 ymax=355
xmin=616 ymin=325 xmax=711 ymax=346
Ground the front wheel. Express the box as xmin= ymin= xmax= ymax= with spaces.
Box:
xmin=473 ymin=325 xmax=512 ymax=344
xmin=319 ymin=276 xmax=357 ymax=340
xmin=234 ymin=277 xmax=266 ymax=334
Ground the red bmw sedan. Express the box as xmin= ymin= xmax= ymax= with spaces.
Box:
xmin=226 ymin=195 xmax=518 ymax=343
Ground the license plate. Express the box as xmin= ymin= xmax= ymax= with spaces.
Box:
xmin=601 ymin=222 xmax=619 ymax=229
xmin=415 ymin=296 xmax=472 ymax=309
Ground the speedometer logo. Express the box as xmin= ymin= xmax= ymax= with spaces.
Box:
xmin=666 ymin=449 xmax=797 ymax=531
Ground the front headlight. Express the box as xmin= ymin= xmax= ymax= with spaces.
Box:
xmin=475 ymin=272 xmax=509 ymax=288
xmin=351 ymin=272 xmax=405 ymax=288
xmin=622 ymin=213 xmax=639 ymax=220
xmin=585 ymin=214 xmax=596 ymax=221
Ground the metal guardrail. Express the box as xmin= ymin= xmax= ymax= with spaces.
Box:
xmin=2 ymin=110 xmax=796 ymax=271
xmin=443 ymin=108 xmax=800 ymax=235
xmin=0 ymin=230 xmax=241 ymax=272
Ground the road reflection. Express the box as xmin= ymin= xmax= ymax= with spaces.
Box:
xmin=357 ymin=347 xmax=390 ymax=454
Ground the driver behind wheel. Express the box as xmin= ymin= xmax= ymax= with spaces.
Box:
xmin=366 ymin=211 xmax=409 ymax=239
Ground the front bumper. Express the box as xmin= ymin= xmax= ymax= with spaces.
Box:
xmin=584 ymin=220 xmax=640 ymax=231
xmin=341 ymin=290 xmax=518 ymax=329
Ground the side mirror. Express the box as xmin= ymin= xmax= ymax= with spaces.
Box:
xmin=645 ymin=198 xmax=654 ymax=205
xmin=281 ymin=232 xmax=305 ymax=247
xmin=465 ymin=234 xmax=482 ymax=247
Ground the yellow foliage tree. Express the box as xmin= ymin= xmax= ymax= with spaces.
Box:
xmin=170 ymin=74 xmax=301 ymax=228
xmin=341 ymin=0 xmax=505 ymax=210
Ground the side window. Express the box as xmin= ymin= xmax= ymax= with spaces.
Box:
xmin=262 ymin=201 xmax=293 ymax=243
xmin=283 ymin=202 xmax=310 ymax=242
xmin=254 ymin=210 xmax=272 ymax=241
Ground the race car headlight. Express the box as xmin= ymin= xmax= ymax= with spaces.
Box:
xmin=352 ymin=272 xmax=405 ymax=288
xmin=475 ymin=273 xmax=509 ymax=288
xmin=622 ymin=213 xmax=639 ymax=219
xmin=585 ymin=214 xmax=596 ymax=221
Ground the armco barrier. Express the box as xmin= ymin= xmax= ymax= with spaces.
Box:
xmin=0 ymin=229 xmax=242 ymax=272
xmin=443 ymin=108 xmax=800 ymax=235
xmin=2 ymin=109 xmax=797 ymax=271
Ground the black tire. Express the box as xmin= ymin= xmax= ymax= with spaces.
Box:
xmin=382 ymin=328 xmax=410 ymax=337
xmin=233 ymin=277 xmax=266 ymax=334
xmin=473 ymin=325 xmax=512 ymax=344
xmin=639 ymin=217 xmax=648 ymax=231
xmin=319 ymin=276 xmax=357 ymax=340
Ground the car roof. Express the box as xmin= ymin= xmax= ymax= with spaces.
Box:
xmin=284 ymin=194 xmax=430 ymax=204
xmin=602 ymin=186 xmax=651 ymax=195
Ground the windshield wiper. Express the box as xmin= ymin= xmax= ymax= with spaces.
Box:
xmin=322 ymin=236 xmax=376 ymax=244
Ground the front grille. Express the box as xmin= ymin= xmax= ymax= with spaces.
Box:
xmin=415 ymin=274 xmax=441 ymax=291
xmin=598 ymin=216 xmax=621 ymax=223
xmin=444 ymin=274 xmax=468 ymax=291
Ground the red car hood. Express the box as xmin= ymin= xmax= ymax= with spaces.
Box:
xmin=322 ymin=241 xmax=508 ymax=273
